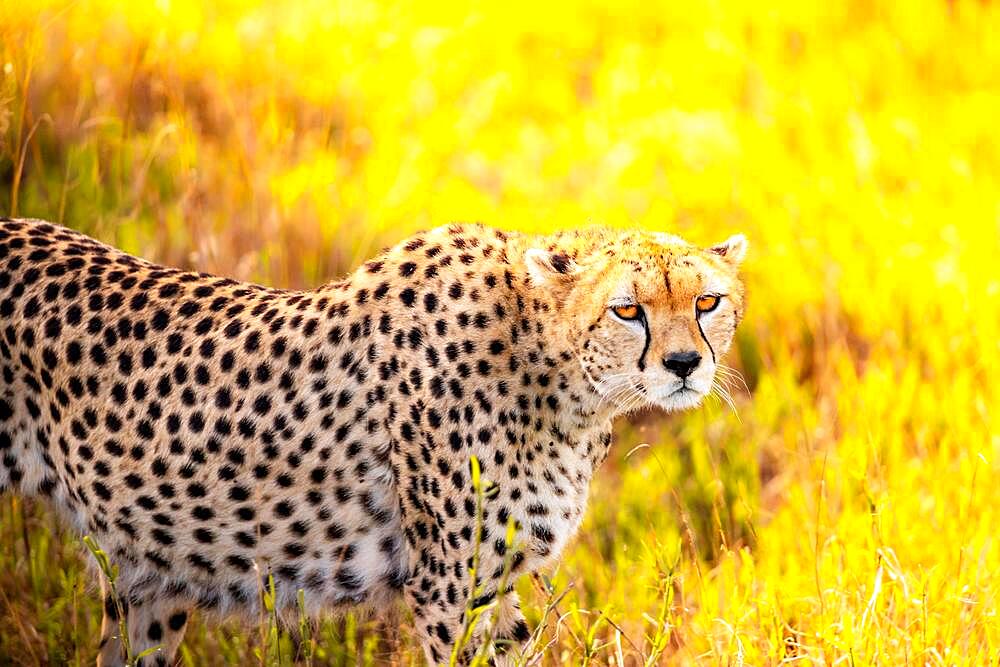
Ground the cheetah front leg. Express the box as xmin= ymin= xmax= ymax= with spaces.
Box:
xmin=405 ymin=579 xmax=531 ymax=666
xmin=403 ymin=532 xmax=532 ymax=666
xmin=97 ymin=581 xmax=191 ymax=667
xmin=488 ymin=594 xmax=533 ymax=666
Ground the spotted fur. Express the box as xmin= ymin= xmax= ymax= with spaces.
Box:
xmin=0 ymin=218 xmax=746 ymax=665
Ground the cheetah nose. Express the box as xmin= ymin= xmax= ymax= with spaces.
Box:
xmin=663 ymin=351 xmax=701 ymax=378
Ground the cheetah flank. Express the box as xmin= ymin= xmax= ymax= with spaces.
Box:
xmin=0 ymin=218 xmax=747 ymax=665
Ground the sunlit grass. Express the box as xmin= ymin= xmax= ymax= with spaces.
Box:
xmin=1 ymin=0 xmax=999 ymax=664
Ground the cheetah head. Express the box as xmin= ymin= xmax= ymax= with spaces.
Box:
xmin=526 ymin=230 xmax=747 ymax=414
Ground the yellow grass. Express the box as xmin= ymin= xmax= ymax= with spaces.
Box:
xmin=1 ymin=0 xmax=998 ymax=664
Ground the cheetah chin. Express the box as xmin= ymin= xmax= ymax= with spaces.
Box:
xmin=0 ymin=217 xmax=746 ymax=666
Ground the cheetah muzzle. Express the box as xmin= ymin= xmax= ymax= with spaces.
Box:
xmin=0 ymin=218 xmax=747 ymax=665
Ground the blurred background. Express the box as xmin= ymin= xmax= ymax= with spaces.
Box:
xmin=1 ymin=0 xmax=998 ymax=664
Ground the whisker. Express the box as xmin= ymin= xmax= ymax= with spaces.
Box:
xmin=714 ymin=363 xmax=751 ymax=396
xmin=711 ymin=379 xmax=741 ymax=422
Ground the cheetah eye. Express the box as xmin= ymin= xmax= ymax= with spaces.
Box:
xmin=610 ymin=304 xmax=642 ymax=321
xmin=695 ymin=294 xmax=721 ymax=314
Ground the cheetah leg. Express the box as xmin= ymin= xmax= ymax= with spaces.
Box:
xmin=404 ymin=568 xmax=460 ymax=667
xmin=406 ymin=571 xmax=532 ymax=667
xmin=96 ymin=582 xmax=191 ymax=667
xmin=488 ymin=593 xmax=532 ymax=667
xmin=395 ymin=435 xmax=534 ymax=665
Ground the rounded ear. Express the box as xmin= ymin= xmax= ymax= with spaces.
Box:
xmin=708 ymin=234 xmax=748 ymax=265
xmin=524 ymin=249 xmax=579 ymax=286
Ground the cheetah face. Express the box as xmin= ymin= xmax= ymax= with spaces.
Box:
xmin=528 ymin=231 xmax=748 ymax=415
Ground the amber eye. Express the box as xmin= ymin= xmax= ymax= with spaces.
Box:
xmin=695 ymin=294 xmax=721 ymax=314
xmin=611 ymin=304 xmax=642 ymax=320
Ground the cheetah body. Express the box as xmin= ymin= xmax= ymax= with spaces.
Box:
xmin=0 ymin=217 xmax=746 ymax=665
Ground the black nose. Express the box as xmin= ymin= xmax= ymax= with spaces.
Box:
xmin=663 ymin=351 xmax=702 ymax=378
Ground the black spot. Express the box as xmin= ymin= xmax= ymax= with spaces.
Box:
xmin=435 ymin=622 xmax=452 ymax=644
xmin=511 ymin=619 xmax=531 ymax=642
xmin=149 ymin=308 xmax=170 ymax=331
xmin=151 ymin=528 xmax=174 ymax=546
xmin=167 ymin=611 xmax=188 ymax=631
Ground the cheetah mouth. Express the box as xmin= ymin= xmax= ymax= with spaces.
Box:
xmin=650 ymin=384 xmax=706 ymax=411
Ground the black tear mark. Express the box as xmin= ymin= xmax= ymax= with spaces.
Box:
xmin=637 ymin=310 xmax=652 ymax=371
xmin=695 ymin=316 xmax=716 ymax=364
xmin=664 ymin=270 xmax=672 ymax=294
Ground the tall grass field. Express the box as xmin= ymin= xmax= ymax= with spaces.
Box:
xmin=1 ymin=0 xmax=998 ymax=664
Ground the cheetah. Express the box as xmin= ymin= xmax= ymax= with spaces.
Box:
xmin=0 ymin=217 xmax=747 ymax=665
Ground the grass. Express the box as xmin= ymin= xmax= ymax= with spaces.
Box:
xmin=1 ymin=0 xmax=999 ymax=664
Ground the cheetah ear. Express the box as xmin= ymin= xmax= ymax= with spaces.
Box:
xmin=524 ymin=249 xmax=580 ymax=286
xmin=708 ymin=234 xmax=748 ymax=266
